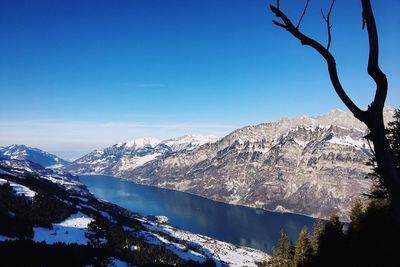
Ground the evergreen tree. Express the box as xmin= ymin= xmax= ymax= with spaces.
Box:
xmin=268 ymin=230 xmax=294 ymax=267
xmin=366 ymin=107 xmax=400 ymax=200
xmin=292 ymin=226 xmax=313 ymax=267
xmin=310 ymin=219 xmax=323 ymax=256
xmin=387 ymin=108 xmax=400 ymax=169
xmin=348 ymin=197 xmax=364 ymax=235
xmin=314 ymin=213 xmax=345 ymax=267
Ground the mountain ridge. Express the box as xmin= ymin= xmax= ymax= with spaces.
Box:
xmin=0 ymin=144 xmax=70 ymax=169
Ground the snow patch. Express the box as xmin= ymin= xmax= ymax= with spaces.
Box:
xmin=33 ymin=212 xmax=93 ymax=245
xmin=328 ymin=135 xmax=366 ymax=149
xmin=0 ymin=235 xmax=17 ymax=241
xmin=0 ymin=178 xmax=36 ymax=199
xmin=125 ymin=138 xmax=161 ymax=148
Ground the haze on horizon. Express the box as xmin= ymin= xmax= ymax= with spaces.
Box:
xmin=0 ymin=0 xmax=399 ymax=159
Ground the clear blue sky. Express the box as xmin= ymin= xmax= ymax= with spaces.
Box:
xmin=0 ymin=0 xmax=399 ymax=159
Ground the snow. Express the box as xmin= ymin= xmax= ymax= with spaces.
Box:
xmin=117 ymin=154 xmax=160 ymax=171
xmin=0 ymin=235 xmax=17 ymax=241
xmin=328 ymin=135 xmax=366 ymax=149
xmin=33 ymin=212 xmax=94 ymax=245
xmin=163 ymin=134 xmax=219 ymax=152
xmin=70 ymin=196 xmax=89 ymax=202
xmin=78 ymin=203 xmax=97 ymax=211
xmin=109 ymin=258 xmax=131 ymax=267
xmin=100 ymin=211 xmax=117 ymax=223
xmin=47 ymin=163 xmax=64 ymax=169
xmin=0 ymin=168 xmax=13 ymax=175
xmin=125 ymin=137 xmax=161 ymax=148
xmin=139 ymin=231 xmax=208 ymax=263
xmin=0 ymin=178 xmax=36 ymax=199
xmin=137 ymin=219 xmax=269 ymax=267
xmin=293 ymin=139 xmax=308 ymax=147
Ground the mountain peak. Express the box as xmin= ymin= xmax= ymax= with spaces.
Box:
xmin=0 ymin=144 xmax=69 ymax=168
xmin=125 ymin=137 xmax=161 ymax=148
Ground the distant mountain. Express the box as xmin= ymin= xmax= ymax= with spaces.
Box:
xmin=64 ymin=134 xmax=219 ymax=177
xmin=0 ymin=144 xmax=69 ymax=168
xmin=0 ymin=158 xmax=88 ymax=196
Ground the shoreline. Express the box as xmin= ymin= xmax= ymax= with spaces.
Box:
xmin=78 ymin=173 xmax=327 ymax=221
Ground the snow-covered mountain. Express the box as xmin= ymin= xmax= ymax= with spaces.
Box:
xmin=67 ymin=108 xmax=394 ymax=220
xmin=0 ymin=144 xmax=69 ymax=169
xmin=65 ymin=134 xmax=219 ymax=177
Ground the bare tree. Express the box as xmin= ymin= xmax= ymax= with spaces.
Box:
xmin=270 ymin=0 xmax=400 ymax=219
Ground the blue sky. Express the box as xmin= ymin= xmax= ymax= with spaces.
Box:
xmin=0 ymin=0 xmax=399 ymax=159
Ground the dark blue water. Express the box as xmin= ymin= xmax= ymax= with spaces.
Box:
xmin=80 ymin=175 xmax=316 ymax=253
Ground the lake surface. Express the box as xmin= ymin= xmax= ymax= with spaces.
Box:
xmin=80 ymin=175 xmax=317 ymax=253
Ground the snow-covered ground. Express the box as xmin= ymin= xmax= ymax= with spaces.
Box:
xmin=0 ymin=178 xmax=36 ymax=199
xmin=33 ymin=212 xmax=93 ymax=245
xmin=136 ymin=218 xmax=269 ymax=267
xmin=0 ymin=235 xmax=17 ymax=241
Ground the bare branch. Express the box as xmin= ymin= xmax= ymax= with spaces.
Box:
xmin=361 ymin=0 xmax=387 ymax=111
xmin=296 ymin=0 xmax=310 ymax=29
xmin=269 ymin=4 xmax=365 ymax=121
xmin=272 ymin=20 xmax=287 ymax=29
xmin=277 ymin=0 xmax=280 ymax=10
xmin=321 ymin=0 xmax=335 ymax=50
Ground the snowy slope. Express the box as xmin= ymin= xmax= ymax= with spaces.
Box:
xmin=65 ymin=134 xmax=219 ymax=177
xmin=0 ymin=164 xmax=269 ymax=266
xmin=0 ymin=144 xmax=70 ymax=168
xmin=33 ymin=212 xmax=94 ymax=245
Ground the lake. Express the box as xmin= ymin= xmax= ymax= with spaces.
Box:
xmin=80 ymin=175 xmax=317 ymax=253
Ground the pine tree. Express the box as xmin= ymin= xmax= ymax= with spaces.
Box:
xmin=315 ymin=212 xmax=345 ymax=267
xmin=348 ymin=197 xmax=364 ymax=235
xmin=268 ymin=230 xmax=294 ymax=267
xmin=292 ymin=226 xmax=313 ymax=267
xmin=310 ymin=219 xmax=323 ymax=255
xmin=387 ymin=108 xmax=400 ymax=169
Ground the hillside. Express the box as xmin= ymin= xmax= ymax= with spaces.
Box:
xmin=0 ymin=160 xmax=268 ymax=266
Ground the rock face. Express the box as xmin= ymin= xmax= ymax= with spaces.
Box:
xmin=69 ymin=108 xmax=394 ymax=220
xmin=0 ymin=144 xmax=70 ymax=169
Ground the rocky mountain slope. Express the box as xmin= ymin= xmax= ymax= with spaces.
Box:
xmin=0 ymin=144 xmax=70 ymax=168
xmin=69 ymin=108 xmax=394 ymax=221
xmin=65 ymin=135 xmax=219 ymax=177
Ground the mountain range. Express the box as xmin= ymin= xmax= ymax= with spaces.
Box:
xmin=64 ymin=107 xmax=394 ymax=220
xmin=2 ymin=108 xmax=394 ymax=220
xmin=64 ymin=134 xmax=219 ymax=177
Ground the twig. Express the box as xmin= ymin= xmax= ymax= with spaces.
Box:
xmin=321 ymin=0 xmax=335 ymax=50
xmin=297 ymin=0 xmax=310 ymax=29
